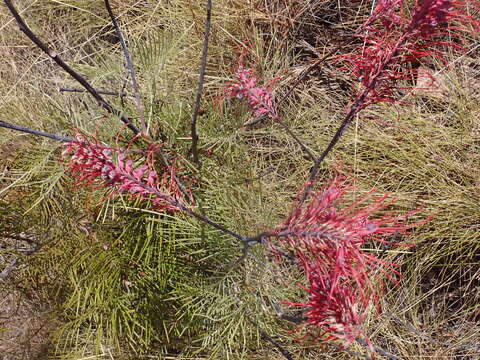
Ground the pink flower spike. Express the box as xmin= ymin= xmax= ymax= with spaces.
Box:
xmin=266 ymin=175 xmax=426 ymax=346
xmin=62 ymin=132 xmax=194 ymax=213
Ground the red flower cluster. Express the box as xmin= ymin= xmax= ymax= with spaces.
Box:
xmin=268 ymin=177 xmax=421 ymax=345
xmin=339 ymin=0 xmax=477 ymax=108
xmin=62 ymin=134 xmax=192 ymax=212
xmin=223 ymin=46 xmax=278 ymax=120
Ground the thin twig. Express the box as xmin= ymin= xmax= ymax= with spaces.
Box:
xmin=300 ymin=30 xmax=412 ymax=204
xmin=104 ymin=0 xmax=148 ymax=137
xmin=240 ymin=85 xmax=316 ymax=162
xmin=274 ymin=117 xmax=317 ymax=162
xmin=240 ymin=39 xmax=357 ymax=164
xmin=3 ymin=0 xmax=140 ymax=135
xmin=266 ymin=42 xmax=354 ymax=164
xmin=259 ymin=329 xmax=294 ymax=360
xmin=190 ymin=0 xmax=212 ymax=165
xmin=120 ymin=72 xmax=130 ymax=108
xmin=244 ymin=313 xmax=294 ymax=360
xmin=299 ymin=103 xmax=361 ymax=203
xmin=0 ymin=120 xmax=145 ymax=156
xmin=59 ymin=87 xmax=133 ymax=98
xmin=0 ymin=120 xmax=72 ymax=142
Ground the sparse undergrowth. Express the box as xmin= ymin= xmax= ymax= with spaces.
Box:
xmin=0 ymin=1 xmax=479 ymax=359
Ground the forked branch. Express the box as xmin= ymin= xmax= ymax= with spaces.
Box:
xmin=0 ymin=120 xmax=146 ymax=155
xmin=3 ymin=0 xmax=140 ymax=135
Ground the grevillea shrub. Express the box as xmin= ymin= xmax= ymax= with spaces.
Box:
xmin=3 ymin=0 xmax=478 ymax=355
xmin=63 ymin=133 xmax=193 ymax=213
xmin=266 ymin=176 xmax=423 ymax=345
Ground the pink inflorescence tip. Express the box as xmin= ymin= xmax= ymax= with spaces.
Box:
xmin=267 ymin=176 xmax=422 ymax=345
xmin=223 ymin=44 xmax=279 ymax=120
xmin=62 ymin=133 xmax=192 ymax=213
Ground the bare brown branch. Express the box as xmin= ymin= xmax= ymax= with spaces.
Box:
xmin=59 ymin=87 xmax=133 ymax=98
xmin=190 ymin=0 xmax=212 ymax=164
xmin=104 ymin=0 xmax=148 ymax=137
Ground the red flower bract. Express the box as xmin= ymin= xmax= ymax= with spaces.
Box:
xmin=267 ymin=176 xmax=423 ymax=345
xmin=62 ymin=133 xmax=193 ymax=213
